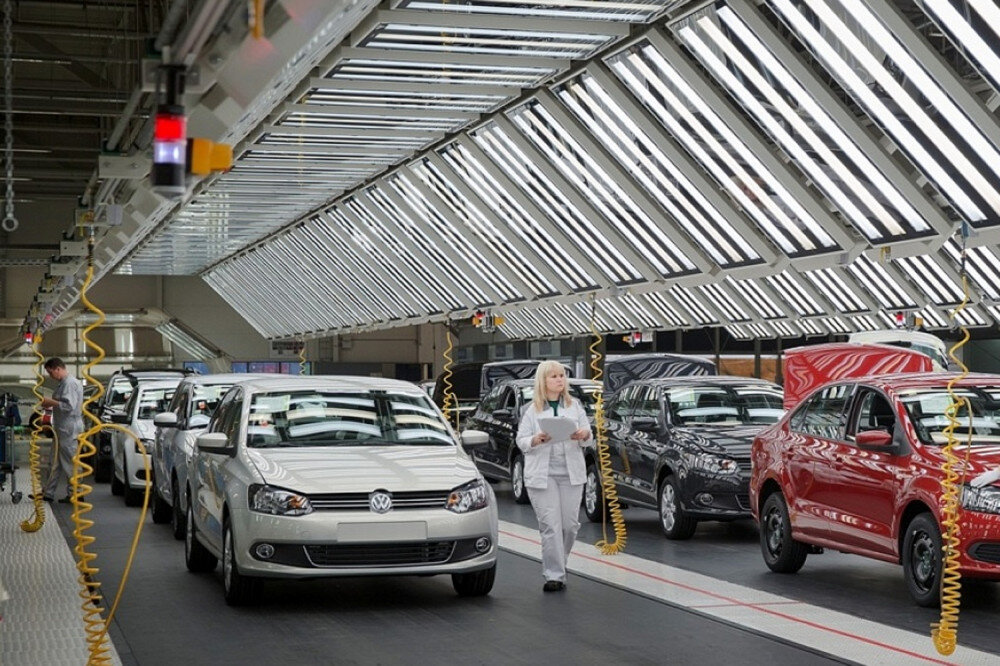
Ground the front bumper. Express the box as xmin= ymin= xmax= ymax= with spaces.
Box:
xmin=679 ymin=470 xmax=751 ymax=520
xmin=957 ymin=514 xmax=1000 ymax=579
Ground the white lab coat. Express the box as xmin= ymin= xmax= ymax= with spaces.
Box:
xmin=515 ymin=398 xmax=592 ymax=489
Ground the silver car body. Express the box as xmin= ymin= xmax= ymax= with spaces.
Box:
xmin=188 ymin=376 xmax=497 ymax=581
xmin=112 ymin=380 xmax=180 ymax=497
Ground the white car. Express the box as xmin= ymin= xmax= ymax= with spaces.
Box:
xmin=152 ymin=374 xmax=262 ymax=538
xmin=185 ymin=376 xmax=497 ymax=605
xmin=110 ymin=380 xmax=179 ymax=506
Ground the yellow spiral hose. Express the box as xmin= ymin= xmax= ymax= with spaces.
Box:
xmin=299 ymin=339 xmax=307 ymax=375
xmin=19 ymin=334 xmax=48 ymax=532
xmin=932 ymin=275 xmax=972 ymax=656
xmin=589 ymin=305 xmax=626 ymax=555
xmin=441 ymin=327 xmax=458 ymax=432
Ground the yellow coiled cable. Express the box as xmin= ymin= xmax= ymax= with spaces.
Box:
xmin=299 ymin=339 xmax=307 ymax=375
xmin=589 ymin=300 xmax=626 ymax=555
xmin=19 ymin=334 xmax=48 ymax=532
xmin=441 ymin=327 xmax=458 ymax=432
xmin=932 ymin=273 xmax=972 ymax=656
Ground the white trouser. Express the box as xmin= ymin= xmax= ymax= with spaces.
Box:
xmin=526 ymin=475 xmax=583 ymax=583
xmin=44 ymin=430 xmax=77 ymax=498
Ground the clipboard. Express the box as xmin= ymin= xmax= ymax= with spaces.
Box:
xmin=538 ymin=416 xmax=577 ymax=442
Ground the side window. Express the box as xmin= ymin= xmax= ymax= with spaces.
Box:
xmin=480 ymin=386 xmax=501 ymax=414
xmin=609 ymin=385 xmax=636 ymax=421
xmin=499 ymin=387 xmax=516 ymax=412
xmin=173 ymin=390 xmax=189 ymax=419
xmin=633 ymin=386 xmax=660 ymax=420
xmin=793 ymin=384 xmax=851 ymax=440
xmin=849 ymin=390 xmax=896 ymax=437
xmin=223 ymin=397 xmax=244 ymax=446
xmin=208 ymin=390 xmax=237 ymax=433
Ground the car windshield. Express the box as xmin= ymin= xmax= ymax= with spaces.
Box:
xmin=667 ymin=385 xmax=784 ymax=426
xmin=246 ymin=390 xmax=453 ymax=448
xmin=898 ymin=386 xmax=1000 ymax=446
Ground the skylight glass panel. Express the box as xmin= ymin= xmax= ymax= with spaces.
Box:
xmin=363 ymin=184 xmax=492 ymax=307
xmin=766 ymin=0 xmax=1000 ymax=228
xmin=640 ymin=291 xmax=689 ymax=329
xmin=205 ymin=268 xmax=284 ymax=338
xmin=303 ymin=82 xmax=509 ymax=113
xmin=986 ymin=305 xmax=1000 ymax=327
xmin=803 ymin=267 xmax=869 ymax=314
xmin=726 ymin=324 xmax=753 ymax=341
xmin=822 ymin=316 xmax=851 ymax=334
xmin=920 ymin=0 xmax=1000 ymax=97
xmin=285 ymin=230 xmax=383 ymax=324
xmin=572 ymin=299 xmax=616 ymax=332
xmin=725 ymin=277 xmax=784 ymax=320
xmin=766 ymin=271 xmax=824 ymax=317
xmin=556 ymin=73 xmax=762 ymax=268
xmin=607 ymin=40 xmax=840 ymax=257
xmin=410 ymin=159 xmax=558 ymax=297
xmin=264 ymin=240 xmax=349 ymax=329
xmin=328 ymin=55 xmax=554 ymax=87
xmin=894 ymin=254 xmax=964 ymax=306
xmin=916 ymin=307 xmax=948 ymax=329
xmin=360 ymin=23 xmax=616 ymax=59
xmin=746 ymin=321 xmax=776 ymax=338
xmin=471 ymin=123 xmax=643 ymax=285
xmin=438 ymin=143 xmax=597 ymax=292
xmin=794 ymin=318 xmax=825 ymax=337
xmin=614 ymin=293 xmax=659 ymax=329
xmin=281 ymin=110 xmax=463 ymax=132
xmin=943 ymin=304 xmax=988 ymax=328
xmin=847 ymin=255 xmax=918 ymax=311
xmin=511 ymin=101 xmax=698 ymax=279
xmin=699 ymin=283 xmax=749 ymax=323
xmin=233 ymin=253 xmax=317 ymax=333
xmin=395 ymin=0 xmax=669 ymax=22
xmin=390 ymin=172 xmax=522 ymax=303
xmin=942 ymin=240 xmax=1000 ymax=300
xmin=850 ymin=314 xmax=881 ymax=332
xmin=676 ymin=7 xmax=938 ymax=243
xmin=592 ymin=297 xmax=633 ymax=330
xmin=671 ymin=285 xmax=719 ymax=326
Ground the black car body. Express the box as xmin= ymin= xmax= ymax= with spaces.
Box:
xmin=465 ymin=377 xmax=599 ymax=504
xmin=603 ymin=353 xmax=716 ymax=400
xmin=588 ymin=376 xmax=783 ymax=539
xmin=91 ymin=367 xmax=196 ymax=482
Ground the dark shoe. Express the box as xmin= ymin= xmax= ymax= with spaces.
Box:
xmin=542 ymin=580 xmax=565 ymax=592
xmin=57 ymin=496 xmax=71 ymax=504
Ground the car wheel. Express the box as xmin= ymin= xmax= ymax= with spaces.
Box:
xmin=171 ymin=477 xmax=186 ymax=540
xmin=584 ymin=460 xmax=607 ymax=523
xmin=151 ymin=483 xmax=171 ymax=524
xmin=185 ymin=499 xmax=218 ymax=573
xmin=223 ymin=517 xmax=260 ymax=606
xmin=903 ymin=513 xmax=942 ymax=608
xmin=452 ymin=563 xmax=496 ymax=597
xmin=659 ymin=475 xmax=697 ymax=540
xmin=511 ymin=454 xmax=530 ymax=505
xmin=110 ymin=461 xmax=124 ymax=496
xmin=760 ymin=492 xmax=808 ymax=573
xmin=93 ymin=454 xmax=111 ymax=483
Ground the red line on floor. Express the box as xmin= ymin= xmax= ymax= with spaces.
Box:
xmin=499 ymin=529 xmax=956 ymax=666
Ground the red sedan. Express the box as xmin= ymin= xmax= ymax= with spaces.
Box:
xmin=750 ymin=372 xmax=1000 ymax=606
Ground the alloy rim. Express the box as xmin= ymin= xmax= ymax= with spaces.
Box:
xmin=512 ymin=458 xmax=523 ymax=499
xmin=765 ymin=508 xmax=782 ymax=556
xmin=912 ymin=531 xmax=936 ymax=590
xmin=585 ymin=470 xmax=597 ymax=514
xmin=660 ymin=483 xmax=676 ymax=531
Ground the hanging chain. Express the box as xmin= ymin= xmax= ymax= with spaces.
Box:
xmin=1 ymin=0 xmax=15 ymax=233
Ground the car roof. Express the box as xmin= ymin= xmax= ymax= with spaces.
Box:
xmin=641 ymin=375 xmax=780 ymax=388
xmin=830 ymin=371 xmax=1000 ymax=391
xmin=494 ymin=377 xmax=600 ymax=389
xmin=176 ymin=373 xmax=268 ymax=387
xmin=231 ymin=375 xmax=427 ymax=394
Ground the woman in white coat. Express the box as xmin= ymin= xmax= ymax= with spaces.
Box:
xmin=515 ymin=361 xmax=592 ymax=592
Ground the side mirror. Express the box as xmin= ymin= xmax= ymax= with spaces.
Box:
xmin=187 ymin=414 xmax=211 ymax=430
xmin=491 ymin=408 xmax=513 ymax=421
xmin=196 ymin=432 xmax=233 ymax=455
xmin=631 ymin=416 xmax=660 ymax=432
xmin=460 ymin=429 xmax=489 ymax=451
xmin=856 ymin=429 xmax=894 ymax=449
xmin=154 ymin=412 xmax=178 ymax=427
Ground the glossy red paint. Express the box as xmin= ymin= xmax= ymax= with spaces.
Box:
xmin=751 ymin=372 xmax=1000 ymax=589
xmin=782 ymin=342 xmax=932 ymax=410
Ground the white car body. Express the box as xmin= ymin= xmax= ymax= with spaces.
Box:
xmin=185 ymin=376 xmax=497 ymax=605
xmin=152 ymin=373 xmax=264 ymax=536
xmin=111 ymin=380 xmax=180 ymax=506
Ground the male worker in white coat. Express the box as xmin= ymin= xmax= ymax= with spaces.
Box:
xmin=38 ymin=357 xmax=84 ymax=503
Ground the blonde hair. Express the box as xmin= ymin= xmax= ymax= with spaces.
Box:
xmin=532 ymin=360 xmax=572 ymax=412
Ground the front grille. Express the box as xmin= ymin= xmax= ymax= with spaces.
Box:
xmin=305 ymin=541 xmax=455 ymax=567
xmin=309 ymin=490 xmax=451 ymax=511
xmin=736 ymin=459 xmax=752 ymax=475
xmin=969 ymin=542 xmax=1000 ymax=564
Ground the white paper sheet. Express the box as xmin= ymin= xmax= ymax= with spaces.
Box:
xmin=538 ymin=416 xmax=577 ymax=442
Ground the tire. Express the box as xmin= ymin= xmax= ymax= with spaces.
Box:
xmin=123 ymin=459 xmax=143 ymax=507
xmin=110 ymin=460 xmax=124 ymax=496
xmin=171 ymin=477 xmax=186 ymax=540
xmin=510 ymin=454 xmax=530 ymax=505
xmin=152 ymin=484 xmax=171 ymax=524
xmin=584 ymin=460 xmax=607 ymax=523
xmin=185 ymin=500 xmax=218 ymax=573
xmin=93 ymin=454 xmax=111 ymax=483
xmin=760 ymin=492 xmax=809 ymax=573
xmin=903 ymin=513 xmax=942 ymax=608
xmin=223 ymin=517 xmax=260 ymax=606
xmin=452 ymin=563 xmax=496 ymax=597
xmin=658 ymin=475 xmax=697 ymax=540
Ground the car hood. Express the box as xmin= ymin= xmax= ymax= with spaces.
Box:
xmin=920 ymin=444 xmax=1000 ymax=478
xmin=244 ymin=446 xmax=481 ymax=493
xmin=671 ymin=424 xmax=767 ymax=459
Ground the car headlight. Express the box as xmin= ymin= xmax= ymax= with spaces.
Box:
xmin=135 ymin=438 xmax=154 ymax=454
xmin=691 ymin=452 xmax=739 ymax=475
xmin=961 ymin=484 xmax=1000 ymax=515
xmin=249 ymin=484 xmax=313 ymax=516
xmin=446 ymin=479 xmax=489 ymax=514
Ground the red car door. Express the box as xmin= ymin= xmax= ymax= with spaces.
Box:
xmin=820 ymin=388 xmax=900 ymax=558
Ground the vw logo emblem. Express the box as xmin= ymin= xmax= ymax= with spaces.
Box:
xmin=369 ymin=490 xmax=393 ymax=514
